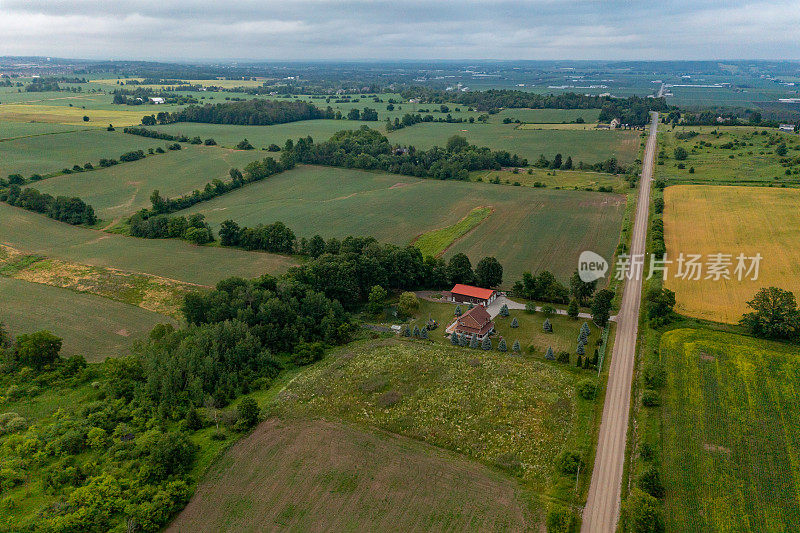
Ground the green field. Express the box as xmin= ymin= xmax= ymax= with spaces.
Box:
xmin=36 ymin=145 xmax=265 ymax=220
xmin=475 ymin=168 xmax=629 ymax=192
xmin=0 ymin=122 xmax=88 ymax=140
xmin=0 ymin=277 xmax=173 ymax=361
xmin=148 ymin=119 xmax=376 ymax=149
xmin=180 ymin=165 xmax=626 ymax=284
xmin=659 ymin=328 xmax=800 ymax=532
xmin=0 ymin=203 xmax=297 ymax=285
xmin=494 ymin=108 xmax=601 ymax=123
xmin=0 ymin=128 xmax=164 ymax=177
xmin=270 ymin=338 xmax=599 ymax=502
xmin=386 ymin=122 xmax=641 ymax=165
xmin=656 ymin=126 xmax=800 ymax=185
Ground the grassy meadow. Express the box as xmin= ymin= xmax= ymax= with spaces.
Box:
xmin=663 ymin=185 xmax=800 ymax=323
xmin=0 ymin=277 xmax=173 ymax=361
xmin=474 ymin=167 xmax=629 ymax=192
xmin=0 ymin=103 xmax=146 ymax=127
xmin=270 ymin=338 xmax=599 ymax=501
xmin=659 ymin=328 xmax=800 ymax=532
xmin=656 ymin=126 xmax=800 ymax=185
xmin=0 ymin=203 xmax=297 ymax=285
xmin=180 ymin=165 xmax=627 ymax=284
xmin=36 ymin=145 xmax=265 ymax=220
xmin=168 ymin=418 xmax=535 ymax=532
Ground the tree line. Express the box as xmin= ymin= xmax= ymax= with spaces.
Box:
xmin=1 ymin=185 xmax=96 ymax=225
xmin=149 ymin=98 xmax=331 ymax=126
xmin=286 ymin=126 xmax=526 ymax=180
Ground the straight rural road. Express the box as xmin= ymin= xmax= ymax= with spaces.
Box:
xmin=581 ymin=112 xmax=659 ymax=532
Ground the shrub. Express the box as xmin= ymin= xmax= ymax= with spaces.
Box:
xmin=556 ymin=450 xmax=583 ymax=475
xmin=546 ymin=504 xmax=574 ymax=533
xmin=638 ymin=466 xmax=665 ymax=498
xmin=577 ymin=379 xmax=598 ymax=400
xmin=622 ymin=488 xmax=664 ymax=533
xmin=557 ymin=351 xmax=570 ymax=364
xmin=642 ymin=389 xmax=660 ymax=407
xmin=236 ymin=397 xmax=260 ymax=430
xmin=643 ymin=363 xmax=666 ymax=389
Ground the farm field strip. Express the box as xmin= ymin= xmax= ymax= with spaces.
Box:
xmin=0 ymin=244 xmax=202 ymax=318
xmin=659 ymin=328 xmax=800 ymax=532
xmin=0 ymin=103 xmax=147 ymax=126
xmin=0 ymin=203 xmax=297 ymax=286
xmin=0 ymin=276 xmax=174 ymax=361
xmin=35 ymin=144 xmax=266 ymax=220
xmin=168 ymin=418 xmax=534 ymax=532
xmin=663 ymin=185 xmax=800 ymax=323
xmin=179 ymin=165 xmax=626 ymax=284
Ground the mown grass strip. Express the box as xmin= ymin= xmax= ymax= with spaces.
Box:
xmin=411 ymin=206 xmax=492 ymax=257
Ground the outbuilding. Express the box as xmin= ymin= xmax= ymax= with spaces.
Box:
xmin=449 ymin=284 xmax=497 ymax=307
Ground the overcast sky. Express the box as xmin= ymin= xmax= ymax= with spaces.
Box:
xmin=1 ymin=0 xmax=798 ymax=61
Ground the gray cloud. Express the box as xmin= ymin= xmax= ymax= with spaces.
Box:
xmin=0 ymin=0 xmax=798 ymax=60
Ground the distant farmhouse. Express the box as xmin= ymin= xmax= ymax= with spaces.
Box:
xmin=449 ymin=284 xmax=498 ymax=307
xmin=148 ymin=97 xmax=165 ymax=104
xmin=779 ymin=124 xmax=796 ymax=133
xmin=446 ymin=305 xmax=495 ymax=341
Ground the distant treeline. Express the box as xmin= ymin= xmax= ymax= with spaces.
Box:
xmin=385 ymin=112 xmax=470 ymax=131
xmin=401 ymin=89 xmax=669 ymax=126
xmin=1 ymin=185 xmax=96 ymax=225
xmin=152 ymin=99 xmax=332 ymax=126
xmin=287 ymin=126 xmax=526 ymax=180
xmin=112 ymin=88 xmax=198 ymax=106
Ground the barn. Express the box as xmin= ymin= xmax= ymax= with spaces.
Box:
xmin=446 ymin=305 xmax=495 ymax=341
xmin=449 ymin=284 xmax=497 ymax=307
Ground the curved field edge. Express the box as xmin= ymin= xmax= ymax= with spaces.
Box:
xmin=0 ymin=244 xmax=203 ymax=318
xmin=167 ymin=418 xmax=538 ymax=532
xmin=0 ymin=277 xmax=175 ymax=361
xmin=411 ymin=205 xmax=493 ymax=257
xmin=659 ymin=328 xmax=800 ymax=532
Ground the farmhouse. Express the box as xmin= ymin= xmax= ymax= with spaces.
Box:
xmin=779 ymin=124 xmax=795 ymax=132
xmin=447 ymin=305 xmax=495 ymax=341
xmin=450 ymin=284 xmax=497 ymax=307
xmin=148 ymin=97 xmax=165 ymax=104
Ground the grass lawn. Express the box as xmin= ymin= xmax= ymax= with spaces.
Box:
xmin=659 ymin=328 xmax=800 ymax=532
xmin=168 ymin=418 xmax=535 ymax=532
xmin=408 ymin=298 xmax=602 ymax=358
xmin=387 ymin=122 xmax=642 ymax=165
xmin=0 ymin=129 xmax=164 ymax=177
xmin=663 ymin=185 xmax=800 ymax=323
xmin=656 ymin=126 xmax=800 ymax=185
xmin=0 ymin=203 xmax=297 ymax=286
xmin=36 ymin=145 xmax=265 ymax=220
xmin=269 ymin=338 xmax=600 ymax=503
xmin=0 ymin=277 xmax=173 ymax=361
xmin=180 ymin=165 xmax=626 ymax=284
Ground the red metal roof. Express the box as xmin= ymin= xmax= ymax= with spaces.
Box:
xmin=451 ymin=284 xmax=496 ymax=300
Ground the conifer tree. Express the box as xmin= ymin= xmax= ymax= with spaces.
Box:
xmin=482 ymin=336 xmax=492 ymax=350
xmin=498 ymin=338 xmax=507 ymax=352
xmin=545 ymin=346 xmax=555 ymax=360
xmin=543 ymin=318 xmax=553 ymax=333
xmin=510 ymin=317 xmax=519 ymax=328
xmin=512 ymin=340 xmax=521 ymax=352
